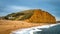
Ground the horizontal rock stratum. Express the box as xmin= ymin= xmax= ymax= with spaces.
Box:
xmin=4 ymin=9 xmax=56 ymax=23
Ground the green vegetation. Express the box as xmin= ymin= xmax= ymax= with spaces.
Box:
xmin=19 ymin=13 xmax=33 ymax=20
xmin=4 ymin=10 xmax=34 ymax=20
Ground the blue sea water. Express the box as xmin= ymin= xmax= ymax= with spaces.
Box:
xmin=10 ymin=23 xmax=60 ymax=34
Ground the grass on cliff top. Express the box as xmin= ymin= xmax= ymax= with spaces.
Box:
xmin=4 ymin=10 xmax=34 ymax=20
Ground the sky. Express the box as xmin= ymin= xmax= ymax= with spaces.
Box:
xmin=0 ymin=0 xmax=60 ymax=21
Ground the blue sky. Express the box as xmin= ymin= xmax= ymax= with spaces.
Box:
xmin=0 ymin=0 xmax=60 ymax=21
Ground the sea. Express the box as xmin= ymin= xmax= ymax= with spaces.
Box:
xmin=10 ymin=23 xmax=60 ymax=34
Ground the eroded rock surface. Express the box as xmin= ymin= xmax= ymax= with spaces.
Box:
xmin=26 ymin=9 xmax=56 ymax=23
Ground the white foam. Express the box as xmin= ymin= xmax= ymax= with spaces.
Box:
xmin=10 ymin=23 xmax=60 ymax=34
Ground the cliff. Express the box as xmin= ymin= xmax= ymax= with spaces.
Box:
xmin=4 ymin=9 xmax=56 ymax=23
xmin=0 ymin=9 xmax=56 ymax=34
xmin=26 ymin=9 xmax=56 ymax=23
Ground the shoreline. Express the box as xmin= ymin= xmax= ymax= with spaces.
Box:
xmin=11 ymin=23 xmax=60 ymax=34
xmin=0 ymin=20 xmax=56 ymax=34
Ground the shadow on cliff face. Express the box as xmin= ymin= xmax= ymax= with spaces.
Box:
xmin=33 ymin=24 xmax=60 ymax=34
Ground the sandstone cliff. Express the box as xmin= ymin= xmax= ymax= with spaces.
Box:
xmin=4 ymin=9 xmax=56 ymax=23
xmin=0 ymin=9 xmax=56 ymax=34
xmin=26 ymin=9 xmax=56 ymax=23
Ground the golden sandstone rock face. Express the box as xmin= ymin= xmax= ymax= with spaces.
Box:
xmin=4 ymin=9 xmax=56 ymax=23
xmin=27 ymin=9 xmax=56 ymax=23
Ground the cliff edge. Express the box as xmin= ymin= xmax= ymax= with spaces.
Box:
xmin=4 ymin=9 xmax=56 ymax=23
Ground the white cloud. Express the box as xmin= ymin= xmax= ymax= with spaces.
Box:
xmin=10 ymin=6 xmax=33 ymax=11
xmin=56 ymin=17 xmax=60 ymax=21
xmin=0 ymin=5 xmax=40 ymax=16
xmin=11 ymin=6 xmax=40 ymax=11
xmin=3 ymin=5 xmax=33 ymax=13
xmin=1 ymin=5 xmax=34 ymax=16
xmin=10 ymin=6 xmax=32 ymax=11
xmin=4 ymin=5 xmax=41 ymax=13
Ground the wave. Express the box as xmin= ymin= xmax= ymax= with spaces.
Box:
xmin=10 ymin=23 xmax=60 ymax=34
